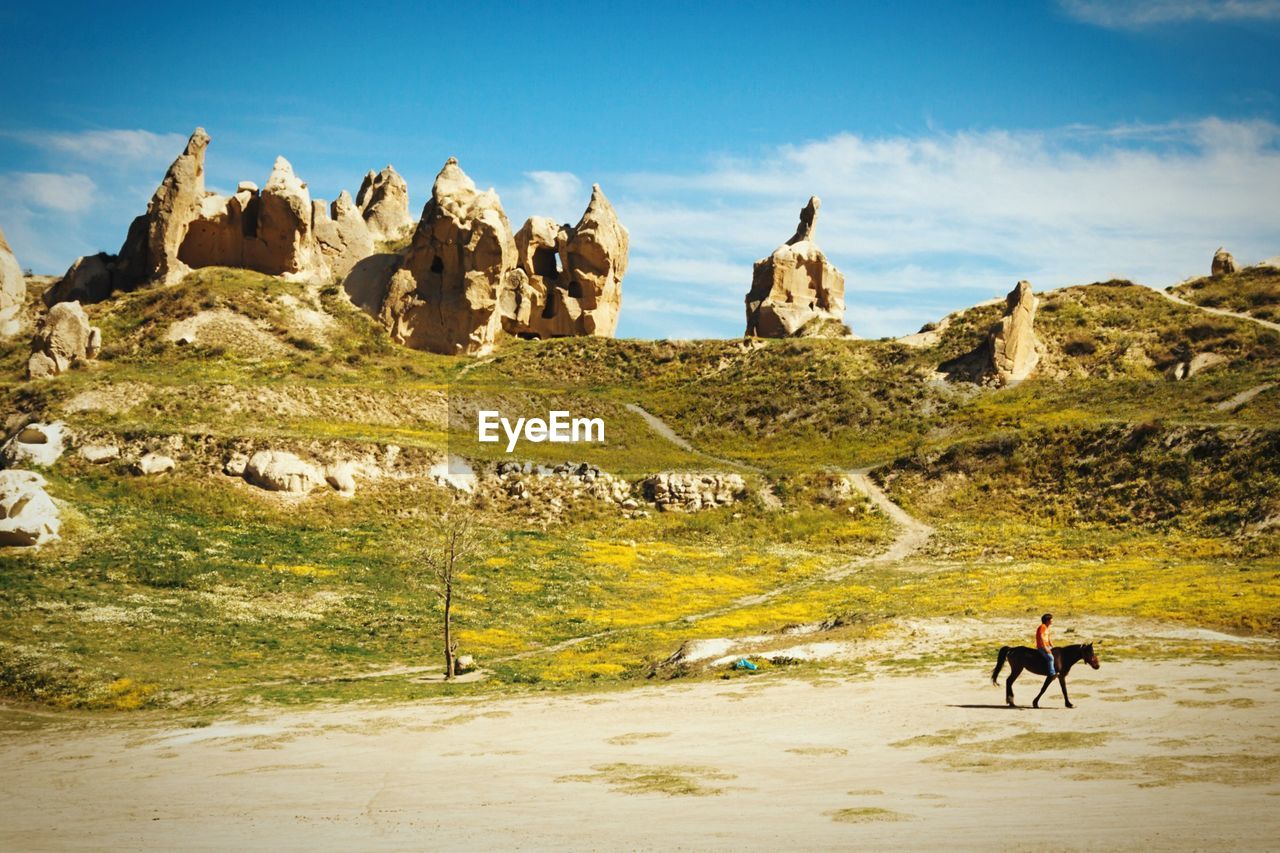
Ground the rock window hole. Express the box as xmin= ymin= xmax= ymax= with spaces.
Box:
xmin=533 ymin=246 xmax=560 ymax=281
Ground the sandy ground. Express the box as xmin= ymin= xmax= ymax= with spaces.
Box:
xmin=2 ymin=660 xmax=1278 ymax=851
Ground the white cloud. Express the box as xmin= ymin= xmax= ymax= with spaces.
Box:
xmin=608 ymin=117 xmax=1280 ymax=338
xmin=1 ymin=172 xmax=96 ymax=213
xmin=8 ymin=128 xmax=188 ymax=167
xmin=501 ymin=170 xmax=586 ymax=227
xmin=1060 ymin=0 xmax=1280 ymax=27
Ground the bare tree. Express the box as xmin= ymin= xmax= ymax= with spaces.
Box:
xmin=421 ymin=509 xmax=481 ymax=680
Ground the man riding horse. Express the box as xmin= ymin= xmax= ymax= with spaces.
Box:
xmin=992 ymin=615 xmax=1100 ymax=708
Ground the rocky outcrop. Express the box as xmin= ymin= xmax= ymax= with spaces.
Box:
xmin=989 ymin=280 xmax=1041 ymax=385
xmin=46 ymin=129 xmax=211 ymax=305
xmin=1212 ymin=247 xmax=1237 ymax=277
xmin=27 ymin=302 xmax=102 ymax=379
xmin=130 ymin=453 xmax=176 ymax=476
xmin=496 ymin=460 xmax=632 ymax=505
xmin=357 ymin=166 xmax=413 ymax=243
xmin=45 ymin=128 xmax=386 ymax=305
xmin=243 ymin=450 xmax=325 ymax=494
xmin=502 ymin=185 xmax=629 ymax=339
xmin=0 ymin=470 xmax=60 ymax=547
xmin=0 ymin=225 xmax=27 ymax=338
xmin=348 ymin=158 xmax=628 ymax=354
xmin=1168 ymin=351 xmax=1229 ymax=381
xmin=378 ymin=158 xmax=518 ymax=355
xmin=314 ymin=191 xmax=375 ymax=278
xmin=642 ymin=472 xmax=747 ymax=512
xmin=745 ymin=197 xmax=847 ymax=338
xmin=1 ymin=422 xmax=69 ymax=469
xmin=79 ymin=444 xmax=121 ymax=464
xmin=247 ymin=157 xmax=327 ymax=277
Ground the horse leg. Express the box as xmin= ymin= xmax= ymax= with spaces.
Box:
xmin=1032 ymin=675 xmax=1054 ymax=708
xmin=1060 ymin=675 xmax=1073 ymax=709
xmin=1006 ymin=664 xmax=1022 ymax=707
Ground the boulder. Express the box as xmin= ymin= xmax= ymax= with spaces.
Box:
xmin=990 ymin=280 xmax=1041 ymax=385
xmin=79 ymin=444 xmax=121 ymax=464
xmin=357 ymin=166 xmax=413 ymax=243
xmin=0 ymin=225 xmax=27 ymax=338
xmin=314 ymin=191 xmax=375 ymax=278
xmin=503 ymin=185 xmax=629 ymax=339
xmin=223 ymin=453 xmax=249 ymax=477
xmin=324 ymin=461 xmax=358 ymax=495
xmin=131 ymin=453 xmax=175 ymax=476
xmin=1211 ymin=247 xmax=1237 ymax=277
xmin=1169 ymin=351 xmax=1232 ymax=381
xmin=745 ymin=196 xmax=847 ymax=337
xmin=641 ymin=472 xmax=747 ymax=512
xmin=1 ymin=422 xmax=68 ymax=468
xmin=378 ymin=158 xmax=518 ymax=354
xmin=0 ymin=470 xmax=60 ymax=547
xmin=44 ymin=253 xmax=115 ymax=306
xmin=244 ymin=450 xmax=323 ymax=494
xmin=27 ymin=301 xmax=103 ymax=379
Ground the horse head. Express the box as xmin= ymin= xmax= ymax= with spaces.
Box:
xmin=1083 ymin=642 xmax=1100 ymax=669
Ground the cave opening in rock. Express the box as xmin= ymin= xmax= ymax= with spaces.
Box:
xmin=241 ymin=196 xmax=260 ymax=237
xmin=533 ymin=246 xmax=560 ymax=281
xmin=567 ymin=279 xmax=584 ymax=299
xmin=541 ymin=290 xmax=557 ymax=319
xmin=430 ymin=255 xmax=443 ymax=275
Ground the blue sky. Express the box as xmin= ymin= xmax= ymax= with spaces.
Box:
xmin=2 ymin=0 xmax=1278 ymax=338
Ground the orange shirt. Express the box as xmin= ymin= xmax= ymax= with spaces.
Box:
xmin=1036 ymin=623 xmax=1052 ymax=650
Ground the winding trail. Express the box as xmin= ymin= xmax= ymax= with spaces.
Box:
xmin=1157 ymin=287 xmax=1280 ymax=333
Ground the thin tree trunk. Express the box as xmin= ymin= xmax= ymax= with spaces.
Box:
xmin=443 ymin=577 xmax=454 ymax=680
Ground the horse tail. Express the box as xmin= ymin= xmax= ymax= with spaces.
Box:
xmin=992 ymin=646 xmax=1010 ymax=684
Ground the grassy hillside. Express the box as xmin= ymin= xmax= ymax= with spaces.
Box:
xmin=1171 ymin=266 xmax=1280 ymax=324
xmin=1 ymin=269 xmax=1278 ymax=712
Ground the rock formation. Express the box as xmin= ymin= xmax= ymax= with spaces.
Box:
xmin=357 ymin=166 xmax=413 ymax=242
xmin=642 ymin=472 xmax=747 ymax=512
xmin=46 ymin=128 xmax=389 ymax=305
xmin=1212 ymin=247 xmax=1237 ymax=277
xmin=244 ymin=450 xmax=325 ymax=494
xmin=378 ymin=158 xmax=518 ymax=355
xmin=0 ymin=470 xmax=61 ymax=547
xmin=0 ymin=225 xmax=27 ymax=338
xmin=989 ymin=280 xmax=1041 ymax=385
xmin=745 ymin=197 xmax=847 ymax=337
xmin=131 ymin=453 xmax=176 ymax=476
xmin=502 ymin=185 xmax=629 ymax=339
xmin=79 ymin=444 xmax=121 ymax=464
xmin=27 ymin=302 xmax=102 ymax=379
xmin=1 ymin=422 xmax=68 ymax=469
xmin=314 ymin=191 xmax=375 ymax=278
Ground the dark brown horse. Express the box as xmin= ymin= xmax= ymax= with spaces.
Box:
xmin=992 ymin=643 xmax=1099 ymax=708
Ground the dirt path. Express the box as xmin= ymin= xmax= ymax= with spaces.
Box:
xmin=625 ymin=403 xmax=765 ymax=473
xmin=845 ymin=468 xmax=934 ymax=566
xmin=1158 ymin=287 xmax=1280 ymax=333
xmin=3 ymin=661 xmax=1276 ymax=850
